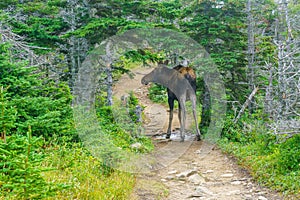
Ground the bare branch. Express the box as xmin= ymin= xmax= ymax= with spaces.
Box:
xmin=234 ymin=87 xmax=259 ymax=123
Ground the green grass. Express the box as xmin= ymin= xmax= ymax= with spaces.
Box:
xmin=41 ymin=144 xmax=136 ymax=200
xmin=96 ymin=100 xmax=154 ymax=153
xmin=219 ymin=117 xmax=300 ymax=197
xmin=0 ymin=137 xmax=137 ymax=200
xmin=40 ymin=94 xmax=155 ymax=199
xmin=0 ymin=93 xmax=154 ymax=199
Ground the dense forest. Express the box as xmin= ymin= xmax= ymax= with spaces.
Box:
xmin=0 ymin=0 xmax=299 ymax=199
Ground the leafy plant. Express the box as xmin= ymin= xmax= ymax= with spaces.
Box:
xmin=127 ymin=91 xmax=142 ymax=123
xmin=148 ymin=84 xmax=168 ymax=104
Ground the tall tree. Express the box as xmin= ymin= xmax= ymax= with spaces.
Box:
xmin=59 ymin=0 xmax=90 ymax=89
xmin=180 ymin=0 xmax=248 ymax=132
xmin=247 ymin=0 xmax=256 ymax=113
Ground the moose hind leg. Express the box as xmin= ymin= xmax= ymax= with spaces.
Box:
xmin=178 ymin=103 xmax=181 ymax=125
xmin=179 ymin=101 xmax=186 ymax=142
xmin=167 ymin=98 xmax=174 ymax=139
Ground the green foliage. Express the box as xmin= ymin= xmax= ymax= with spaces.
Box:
xmin=127 ymin=91 xmax=140 ymax=122
xmin=122 ymin=0 xmax=182 ymax=21
xmin=124 ymin=49 xmax=165 ymax=66
xmin=0 ymin=42 xmax=75 ymax=141
xmin=3 ymin=0 xmax=299 ymax=197
xmin=41 ymin=144 xmax=136 ymax=199
xmin=64 ymin=17 xmax=125 ymax=40
xmin=221 ymin=115 xmax=256 ymax=144
xmin=11 ymin=95 xmax=74 ymax=139
xmin=181 ymin=0 xmax=248 ymax=103
xmin=148 ymin=84 xmax=168 ymax=104
xmin=0 ymin=0 xmax=18 ymax=9
xmin=12 ymin=16 xmax=63 ymax=47
xmin=0 ymin=131 xmax=66 ymax=199
xmin=5 ymin=0 xmax=66 ymax=49
xmin=96 ymin=94 xmax=153 ymax=153
xmin=0 ymin=86 xmax=17 ymax=140
xmin=220 ymin=116 xmax=300 ymax=195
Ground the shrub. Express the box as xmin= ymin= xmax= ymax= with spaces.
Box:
xmin=0 ymin=131 xmax=66 ymax=199
xmin=148 ymin=84 xmax=168 ymax=103
xmin=219 ymin=116 xmax=300 ymax=196
xmin=96 ymin=105 xmax=153 ymax=153
xmin=0 ymin=42 xmax=75 ymax=142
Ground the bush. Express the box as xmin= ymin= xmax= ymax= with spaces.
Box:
xmin=219 ymin=116 xmax=300 ymax=196
xmin=96 ymin=105 xmax=153 ymax=153
xmin=0 ymin=131 xmax=66 ymax=199
xmin=0 ymin=42 xmax=75 ymax=142
xmin=221 ymin=115 xmax=250 ymax=144
xmin=148 ymin=84 xmax=168 ymax=103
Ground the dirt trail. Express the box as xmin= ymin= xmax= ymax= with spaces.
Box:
xmin=113 ymin=67 xmax=283 ymax=200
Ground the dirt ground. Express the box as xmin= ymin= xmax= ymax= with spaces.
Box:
xmin=113 ymin=67 xmax=284 ymax=200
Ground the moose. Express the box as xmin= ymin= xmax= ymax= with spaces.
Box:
xmin=141 ymin=64 xmax=201 ymax=142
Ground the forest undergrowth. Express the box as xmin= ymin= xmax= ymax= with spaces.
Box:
xmin=219 ymin=115 xmax=300 ymax=197
xmin=0 ymin=96 xmax=152 ymax=200
xmin=0 ymin=44 xmax=152 ymax=199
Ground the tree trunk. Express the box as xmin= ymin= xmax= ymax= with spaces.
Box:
xmin=104 ymin=41 xmax=114 ymax=106
xmin=106 ymin=66 xmax=113 ymax=106
xmin=200 ymin=81 xmax=211 ymax=134
xmin=247 ymin=0 xmax=256 ymax=114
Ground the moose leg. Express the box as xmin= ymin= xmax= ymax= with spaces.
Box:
xmin=178 ymin=103 xmax=181 ymax=126
xmin=191 ymin=96 xmax=201 ymax=141
xmin=166 ymin=98 xmax=174 ymax=139
xmin=179 ymin=100 xmax=186 ymax=142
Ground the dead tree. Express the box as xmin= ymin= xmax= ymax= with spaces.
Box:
xmin=267 ymin=0 xmax=300 ymax=138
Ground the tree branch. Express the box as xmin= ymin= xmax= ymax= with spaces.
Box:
xmin=234 ymin=87 xmax=259 ymax=123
